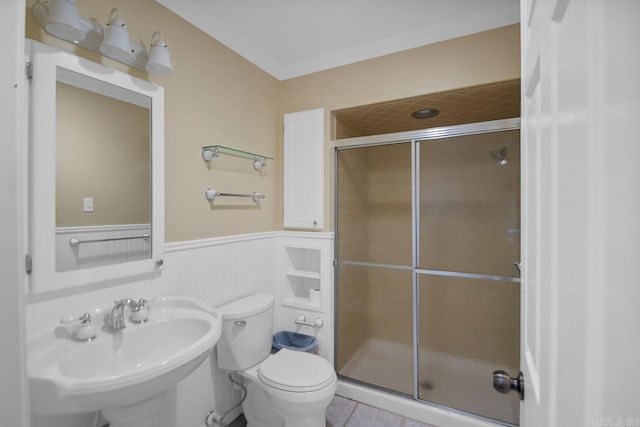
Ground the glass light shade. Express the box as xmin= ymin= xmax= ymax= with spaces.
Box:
xmin=44 ymin=0 xmax=86 ymax=41
xmin=146 ymin=32 xmax=174 ymax=76
xmin=99 ymin=9 xmax=132 ymax=62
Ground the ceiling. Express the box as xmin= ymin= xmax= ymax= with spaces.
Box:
xmin=334 ymin=79 xmax=521 ymax=139
xmin=156 ymin=0 xmax=520 ymax=80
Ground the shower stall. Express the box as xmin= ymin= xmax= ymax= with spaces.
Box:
xmin=335 ymin=119 xmax=521 ymax=425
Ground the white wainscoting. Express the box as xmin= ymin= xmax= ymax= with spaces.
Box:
xmin=162 ymin=231 xmax=334 ymax=427
xmin=161 ymin=231 xmax=281 ymax=426
xmin=276 ymin=233 xmax=334 ymax=363
xmin=55 ymin=224 xmax=151 ymax=272
xmin=28 ymin=230 xmax=334 ymax=427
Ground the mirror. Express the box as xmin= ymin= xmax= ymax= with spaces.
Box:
xmin=55 ymin=79 xmax=151 ymax=272
xmin=29 ymin=40 xmax=164 ymax=295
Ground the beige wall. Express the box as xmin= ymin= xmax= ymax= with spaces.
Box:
xmin=28 ymin=3 xmax=519 ymax=241
xmin=283 ymin=24 xmax=521 ymax=230
xmin=27 ymin=0 xmax=282 ymax=241
xmin=56 ymin=82 xmax=151 ymax=227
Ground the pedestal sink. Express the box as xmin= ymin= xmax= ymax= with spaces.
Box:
xmin=28 ymin=296 xmax=222 ymax=427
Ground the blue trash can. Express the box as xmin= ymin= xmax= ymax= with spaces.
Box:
xmin=272 ymin=331 xmax=318 ymax=354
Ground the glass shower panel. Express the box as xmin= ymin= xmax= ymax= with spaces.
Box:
xmin=418 ymin=130 xmax=520 ymax=277
xmin=336 ymin=143 xmax=413 ymax=395
xmin=418 ymin=274 xmax=520 ymax=424
xmin=337 ymin=143 xmax=412 ymax=266
xmin=337 ymin=264 xmax=413 ymax=395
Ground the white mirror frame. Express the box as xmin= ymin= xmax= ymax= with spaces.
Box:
xmin=27 ymin=40 xmax=164 ymax=296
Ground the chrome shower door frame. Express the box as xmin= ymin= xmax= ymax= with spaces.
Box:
xmin=333 ymin=117 xmax=521 ymax=424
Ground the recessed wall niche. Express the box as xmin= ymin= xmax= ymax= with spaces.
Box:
xmin=333 ymin=79 xmax=520 ymax=139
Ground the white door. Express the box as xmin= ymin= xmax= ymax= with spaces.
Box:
xmin=520 ymin=0 xmax=640 ymax=426
xmin=520 ymin=1 xmax=551 ymax=424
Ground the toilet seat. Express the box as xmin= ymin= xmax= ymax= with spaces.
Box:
xmin=258 ymin=348 xmax=336 ymax=393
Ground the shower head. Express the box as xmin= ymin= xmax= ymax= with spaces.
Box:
xmin=491 ymin=146 xmax=509 ymax=166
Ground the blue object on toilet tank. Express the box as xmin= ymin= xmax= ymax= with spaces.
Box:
xmin=272 ymin=331 xmax=318 ymax=354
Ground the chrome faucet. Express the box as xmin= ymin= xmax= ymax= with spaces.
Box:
xmin=109 ymin=298 xmax=141 ymax=331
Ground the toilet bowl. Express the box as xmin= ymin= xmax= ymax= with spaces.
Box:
xmin=241 ymin=348 xmax=337 ymax=427
xmin=216 ymin=294 xmax=336 ymax=427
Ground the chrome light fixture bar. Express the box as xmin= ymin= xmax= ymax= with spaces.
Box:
xmin=32 ymin=1 xmax=174 ymax=76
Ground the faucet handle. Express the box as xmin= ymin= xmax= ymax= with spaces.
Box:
xmin=130 ymin=297 xmax=155 ymax=324
xmin=60 ymin=312 xmax=93 ymax=325
xmin=137 ymin=297 xmax=151 ymax=308
xmin=60 ymin=313 xmax=96 ymax=342
xmin=137 ymin=297 xmax=157 ymax=310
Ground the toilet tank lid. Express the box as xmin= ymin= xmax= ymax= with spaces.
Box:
xmin=217 ymin=293 xmax=274 ymax=320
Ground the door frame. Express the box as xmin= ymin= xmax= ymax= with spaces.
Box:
xmin=332 ymin=118 xmax=520 ymax=150
xmin=0 ymin=0 xmax=29 ymax=426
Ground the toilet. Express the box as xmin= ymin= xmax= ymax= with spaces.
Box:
xmin=216 ymin=293 xmax=337 ymax=427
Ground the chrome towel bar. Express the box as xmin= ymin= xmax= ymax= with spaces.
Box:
xmin=69 ymin=233 xmax=150 ymax=247
xmin=205 ymin=188 xmax=265 ymax=203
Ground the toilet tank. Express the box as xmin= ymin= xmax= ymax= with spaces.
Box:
xmin=216 ymin=293 xmax=274 ymax=371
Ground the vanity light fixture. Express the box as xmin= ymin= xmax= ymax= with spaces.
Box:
xmin=146 ymin=31 xmax=174 ymax=76
xmin=32 ymin=1 xmax=175 ymax=76
xmin=38 ymin=0 xmax=86 ymax=41
xmin=99 ymin=8 xmax=132 ymax=62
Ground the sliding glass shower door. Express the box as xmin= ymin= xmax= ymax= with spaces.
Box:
xmin=336 ymin=143 xmax=414 ymax=395
xmin=417 ymin=130 xmax=521 ymax=424
xmin=335 ymin=121 xmax=521 ymax=424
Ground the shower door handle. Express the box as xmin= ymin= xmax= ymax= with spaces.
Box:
xmin=492 ymin=370 xmax=524 ymax=400
xmin=513 ymin=261 xmax=522 ymax=274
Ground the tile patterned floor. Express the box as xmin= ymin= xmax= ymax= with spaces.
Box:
xmin=228 ymin=395 xmax=437 ymax=427
xmin=327 ymin=396 xmax=436 ymax=427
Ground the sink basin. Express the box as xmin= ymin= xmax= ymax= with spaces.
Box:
xmin=28 ymin=296 xmax=221 ymax=419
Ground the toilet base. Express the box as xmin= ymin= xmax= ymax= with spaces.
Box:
xmin=243 ymin=389 xmax=327 ymax=427
xmin=240 ymin=365 xmax=335 ymax=427
xmin=243 ymin=381 xmax=284 ymax=427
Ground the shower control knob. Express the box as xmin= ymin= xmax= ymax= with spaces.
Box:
xmin=492 ymin=370 xmax=524 ymax=400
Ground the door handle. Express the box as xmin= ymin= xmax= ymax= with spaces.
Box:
xmin=493 ymin=370 xmax=524 ymax=400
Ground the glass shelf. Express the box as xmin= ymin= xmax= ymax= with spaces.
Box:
xmin=201 ymin=145 xmax=273 ymax=170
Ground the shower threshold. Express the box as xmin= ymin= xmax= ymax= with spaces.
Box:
xmin=339 ymin=338 xmax=519 ymax=427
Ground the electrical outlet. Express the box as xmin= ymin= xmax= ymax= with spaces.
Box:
xmin=83 ymin=197 xmax=94 ymax=213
